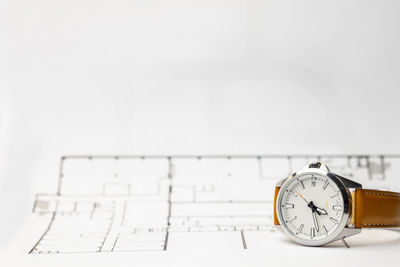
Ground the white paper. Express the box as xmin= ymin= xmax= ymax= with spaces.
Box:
xmin=2 ymin=155 xmax=399 ymax=266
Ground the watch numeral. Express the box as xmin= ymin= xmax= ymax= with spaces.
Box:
xmin=285 ymin=203 xmax=294 ymax=209
xmin=332 ymin=205 xmax=342 ymax=211
xmin=300 ymin=181 xmax=305 ymax=189
xmin=311 ymin=227 xmax=315 ymax=238
xmin=330 ymin=192 xmax=339 ymax=198
xmin=323 ymin=180 xmax=329 ymax=190
xmin=322 ymin=225 xmax=328 ymax=234
xmin=329 ymin=217 xmax=338 ymax=224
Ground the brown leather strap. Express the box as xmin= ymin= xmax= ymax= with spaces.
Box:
xmin=354 ymin=189 xmax=400 ymax=228
xmin=273 ymin=187 xmax=280 ymax=225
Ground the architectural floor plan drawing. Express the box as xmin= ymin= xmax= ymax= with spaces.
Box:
xmin=29 ymin=155 xmax=400 ymax=254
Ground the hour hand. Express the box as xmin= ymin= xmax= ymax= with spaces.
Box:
xmin=316 ymin=207 xmax=328 ymax=215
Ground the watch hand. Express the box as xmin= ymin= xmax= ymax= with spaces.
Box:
xmin=312 ymin=209 xmax=319 ymax=232
xmin=294 ymin=190 xmax=325 ymax=216
xmin=307 ymin=201 xmax=322 ymax=215
xmin=294 ymin=189 xmax=309 ymax=204
xmin=316 ymin=207 xmax=328 ymax=215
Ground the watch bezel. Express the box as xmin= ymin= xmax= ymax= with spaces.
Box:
xmin=276 ymin=167 xmax=350 ymax=246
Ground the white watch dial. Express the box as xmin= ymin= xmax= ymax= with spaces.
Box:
xmin=278 ymin=173 xmax=344 ymax=242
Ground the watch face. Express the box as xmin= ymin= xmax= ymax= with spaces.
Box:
xmin=277 ymin=172 xmax=346 ymax=245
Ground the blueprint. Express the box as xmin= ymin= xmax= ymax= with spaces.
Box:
xmin=28 ymin=155 xmax=400 ymax=254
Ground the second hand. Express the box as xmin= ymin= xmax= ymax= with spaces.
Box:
xmin=294 ymin=189 xmax=309 ymax=204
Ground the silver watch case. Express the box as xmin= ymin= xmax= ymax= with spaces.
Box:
xmin=275 ymin=162 xmax=362 ymax=246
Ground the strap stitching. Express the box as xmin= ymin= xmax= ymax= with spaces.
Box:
xmin=361 ymin=191 xmax=400 ymax=227
xmin=364 ymin=191 xmax=400 ymax=198
xmin=363 ymin=223 xmax=400 ymax=226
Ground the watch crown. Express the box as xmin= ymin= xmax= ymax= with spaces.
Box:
xmin=308 ymin=162 xmax=330 ymax=171
xmin=309 ymin=162 xmax=322 ymax=168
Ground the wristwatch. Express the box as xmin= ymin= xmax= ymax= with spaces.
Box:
xmin=273 ymin=162 xmax=400 ymax=246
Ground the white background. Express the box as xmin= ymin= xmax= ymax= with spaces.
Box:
xmin=1 ymin=0 xmax=400 ymax=265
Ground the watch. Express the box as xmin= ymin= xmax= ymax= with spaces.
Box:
xmin=273 ymin=162 xmax=400 ymax=246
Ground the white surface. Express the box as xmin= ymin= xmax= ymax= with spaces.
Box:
xmin=1 ymin=155 xmax=400 ymax=267
xmin=26 ymin=156 xmax=391 ymax=254
xmin=1 ymin=0 xmax=400 ymax=266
